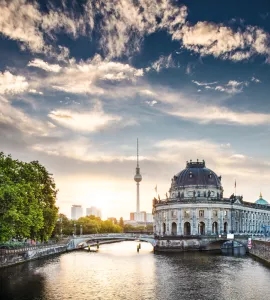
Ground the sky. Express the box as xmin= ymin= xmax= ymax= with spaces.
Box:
xmin=1 ymin=0 xmax=270 ymax=220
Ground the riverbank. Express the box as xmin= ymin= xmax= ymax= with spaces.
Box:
xmin=0 ymin=244 xmax=68 ymax=268
xmin=249 ymin=240 xmax=270 ymax=265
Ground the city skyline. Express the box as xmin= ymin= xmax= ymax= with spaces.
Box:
xmin=1 ymin=1 xmax=270 ymax=219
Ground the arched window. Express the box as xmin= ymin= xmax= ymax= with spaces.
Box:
xmin=198 ymin=222 xmax=205 ymax=235
xmin=224 ymin=222 xmax=228 ymax=233
xmin=162 ymin=223 xmax=166 ymax=235
xmin=172 ymin=222 xmax=177 ymax=235
xmin=212 ymin=222 xmax=218 ymax=234
xmin=184 ymin=222 xmax=191 ymax=235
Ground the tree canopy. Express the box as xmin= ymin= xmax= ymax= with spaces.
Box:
xmin=53 ymin=214 xmax=123 ymax=236
xmin=0 ymin=152 xmax=58 ymax=242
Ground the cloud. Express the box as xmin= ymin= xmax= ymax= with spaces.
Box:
xmin=178 ymin=21 xmax=270 ymax=62
xmin=251 ymin=76 xmax=261 ymax=83
xmin=28 ymin=89 xmax=43 ymax=95
xmin=0 ymin=71 xmax=28 ymax=94
xmin=28 ymin=59 xmax=62 ymax=73
xmin=32 ymin=54 xmax=144 ymax=95
xmin=150 ymin=54 xmax=177 ymax=72
xmin=0 ymin=0 xmax=83 ymax=59
xmin=48 ymin=101 xmax=122 ymax=133
xmin=153 ymin=139 xmax=270 ymax=182
xmin=31 ymin=137 xmax=146 ymax=163
xmin=192 ymin=79 xmax=252 ymax=94
xmin=214 ymin=80 xmax=248 ymax=94
xmin=169 ymin=104 xmax=270 ymax=125
xmin=96 ymin=0 xmax=187 ymax=58
xmin=0 ymin=96 xmax=48 ymax=135
xmin=145 ymin=100 xmax=158 ymax=107
xmin=192 ymin=80 xmax=218 ymax=86
xmin=142 ymin=86 xmax=270 ymax=126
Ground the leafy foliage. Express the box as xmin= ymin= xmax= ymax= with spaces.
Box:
xmin=52 ymin=214 xmax=123 ymax=236
xmin=0 ymin=152 xmax=58 ymax=242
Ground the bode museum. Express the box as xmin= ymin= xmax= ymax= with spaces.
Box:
xmin=152 ymin=160 xmax=270 ymax=237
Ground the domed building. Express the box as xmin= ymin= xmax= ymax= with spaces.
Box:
xmin=255 ymin=193 xmax=269 ymax=206
xmin=152 ymin=160 xmax=270 ymax=240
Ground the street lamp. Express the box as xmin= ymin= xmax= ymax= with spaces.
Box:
xmin=80 ymin=224 xmax=82 ymax=236
xmin=74 ymin=223 xmax=76 ymax=236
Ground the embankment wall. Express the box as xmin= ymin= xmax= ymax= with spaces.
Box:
xmin=249 ymin=240 xmax=270 ymax=264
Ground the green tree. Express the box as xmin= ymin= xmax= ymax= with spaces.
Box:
xmin=119 ymin=217 xmax=124 ymax=228
xmin=0 ymin=153 xmax=58 ymax=242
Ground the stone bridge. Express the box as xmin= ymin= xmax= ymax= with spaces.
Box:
xmin=67 ymin=233 xmax=155 ymax=250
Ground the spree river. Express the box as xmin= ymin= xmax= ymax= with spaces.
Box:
xmin=1 ymin=241 xmax=270 ymax=300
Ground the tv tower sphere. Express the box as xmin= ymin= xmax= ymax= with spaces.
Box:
xmin=134 ymin=139 xmax=142 ymax=182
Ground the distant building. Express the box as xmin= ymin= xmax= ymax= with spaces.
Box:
xmin=130 ymin=212 xmax=135 ymax=220
xmin=86 ymin=206 xmax=102 ymax=218
xmin=146 ymin=213 xmax=153 ymax=223
xmin=71 ymin=205 xmax=83 ymax=220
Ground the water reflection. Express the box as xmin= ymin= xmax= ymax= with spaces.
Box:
xmin=1 ymin=241 xmax=270 ymax=300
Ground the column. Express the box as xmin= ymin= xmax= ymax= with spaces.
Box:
xmin=207 ymin=208 xmax=211 ymax=235
xmin=192 ymin=208 xmax=197 ymax=235
xmin=219 ymin=209 xmax=223 ymax=235
xmin=177 ymin=209 xmax=182 ymax=235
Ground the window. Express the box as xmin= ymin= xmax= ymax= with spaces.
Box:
xmin=184 ymin=210 xmax=190 ymax=217
xmin=199 ymin=210 xmax=204 ymax=217
xmin=171 ymin=210 xmax=177 ymax=218
xmin=213 ymin=210 xmax=218 ymax=217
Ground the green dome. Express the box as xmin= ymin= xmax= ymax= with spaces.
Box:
xmin=255 ymin=193 xmax=268 ymax=205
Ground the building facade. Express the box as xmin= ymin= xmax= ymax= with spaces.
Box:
xmin=71 ymin=205 xmax=83 ymax=220
xmin=86 ymin=206 xmax=102 ymax=218
xmin=153 ymin=160 xmax=270 ymax=236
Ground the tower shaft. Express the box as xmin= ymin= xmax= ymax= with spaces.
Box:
xmin=136 ymin=182 xmax=140 ymax=213
xmin=134 ymin=138 xmax=142 ymax=215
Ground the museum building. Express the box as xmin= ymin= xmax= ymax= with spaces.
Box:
xmin=152 ymin=160 xmax=270 ymax=236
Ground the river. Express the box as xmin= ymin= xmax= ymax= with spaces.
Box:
xmin=1 ymin=241 xmax=270 ymax=300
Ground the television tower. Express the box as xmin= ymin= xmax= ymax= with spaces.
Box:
xmin=134 ymin=138 xmax=142 ymax=213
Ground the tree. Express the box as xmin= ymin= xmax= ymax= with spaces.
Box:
xmin=0 ymin=153 xmax=58 ymax=242
xmin=119 ymin=217 xmax=124 ymax=228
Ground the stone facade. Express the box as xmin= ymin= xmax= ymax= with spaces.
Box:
xmin=153 ymin=160 xmax=270 ymax=237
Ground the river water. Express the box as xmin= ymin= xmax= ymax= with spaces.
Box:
xmin=1 ymin=241 xmax=270 ymax=300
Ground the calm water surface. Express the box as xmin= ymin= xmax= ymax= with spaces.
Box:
xmin=1 ymin=241 xmax=270 ymax=300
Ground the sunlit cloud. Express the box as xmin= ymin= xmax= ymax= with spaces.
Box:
xmin=48 ymin=101 xmax=122 ymax=133
xmin=28 ymin=58 xmax=62 ymax=73
xmin=0 ymin=71 xmax=28 ymax=94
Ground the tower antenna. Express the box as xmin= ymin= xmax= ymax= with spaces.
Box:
xmin=137 ymin=138 xmax=139 ymax=167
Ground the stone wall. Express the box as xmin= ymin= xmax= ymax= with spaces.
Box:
xmin=0 ymin=245 xmax=67 ymax=268
xmin=154 ymin=236 xmax=248 ymax=252
xmin=249 ymin=240 xmax=270 ymax=264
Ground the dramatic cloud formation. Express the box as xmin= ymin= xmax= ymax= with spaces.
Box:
xmin=42 ymin=54 xmax=144 ymax=94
